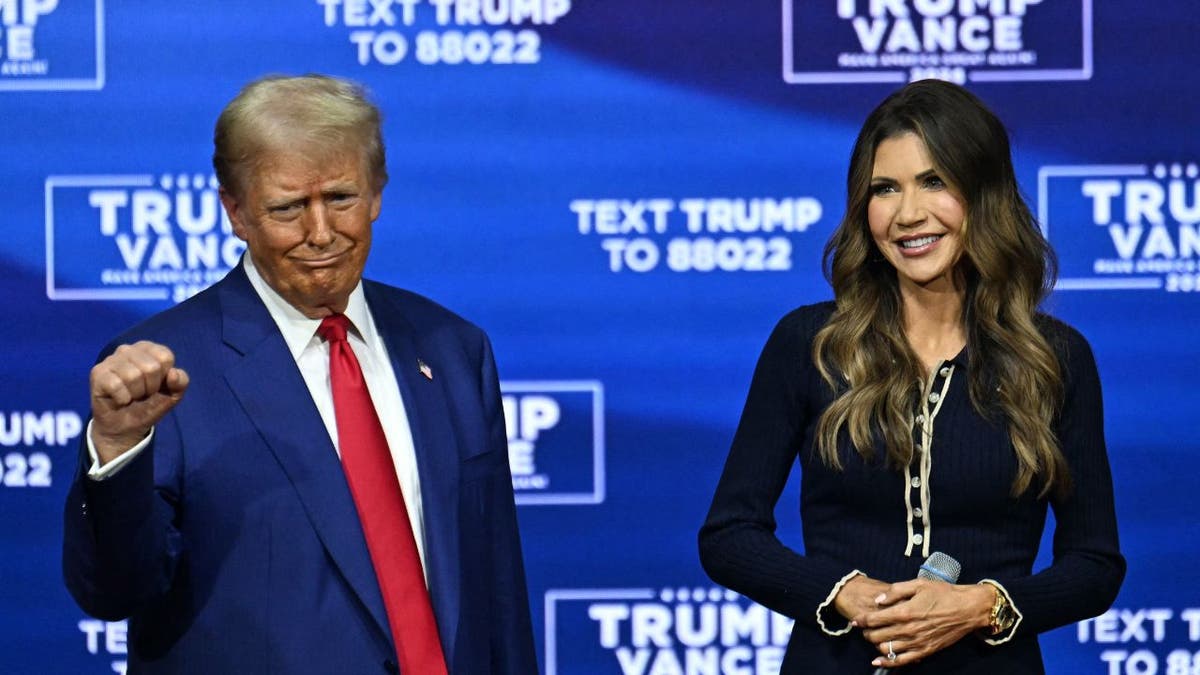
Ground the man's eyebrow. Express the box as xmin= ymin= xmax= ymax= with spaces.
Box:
xmin=263 ymin=195 xmax=307 ymax=208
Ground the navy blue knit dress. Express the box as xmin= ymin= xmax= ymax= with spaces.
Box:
xmin=699 ymin=302 xmax=1124 ymax=674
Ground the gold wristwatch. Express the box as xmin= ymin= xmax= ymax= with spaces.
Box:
xmin=984 ymin=582 xmax=1016 ymax=636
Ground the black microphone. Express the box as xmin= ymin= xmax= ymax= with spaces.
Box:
xmin=872 ymin=552 xmax=962 ymax=674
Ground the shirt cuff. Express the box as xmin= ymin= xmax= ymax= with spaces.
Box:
xmin=978 ymin=578 xmax=1023 ymax=645
xmin=86 ymin=419 xmax=154 ymax=481
xmin=816 ymin=569 xmax=864 ymax=636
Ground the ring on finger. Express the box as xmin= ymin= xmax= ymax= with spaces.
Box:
xmin=886 ymin=641 xmax=897 ymax=661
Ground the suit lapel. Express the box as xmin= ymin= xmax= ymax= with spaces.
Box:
xmin=216 ymin=267 xmax=393 ymax=648
xmin=365 ymin=283 xmax=463 ymax=663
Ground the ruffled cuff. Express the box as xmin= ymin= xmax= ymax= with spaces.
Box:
xmin=978 ymin=579 xmax=1023 ymax=645
xmin=816 ymin=569 xmax=864 ymax=636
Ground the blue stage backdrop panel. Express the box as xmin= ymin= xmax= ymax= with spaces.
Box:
xmin=2 ymin=1 xmax=1197 ymax=673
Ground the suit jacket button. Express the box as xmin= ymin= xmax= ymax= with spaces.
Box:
xmin=383 ymin=658 xmax=398 ymax=673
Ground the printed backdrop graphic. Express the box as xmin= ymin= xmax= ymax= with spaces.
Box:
xmin=2 ymin=2 xmax=1197 ymax=673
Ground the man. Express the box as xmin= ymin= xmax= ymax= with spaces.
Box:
xmin=63 ymin=74 xmax=538 ymax=674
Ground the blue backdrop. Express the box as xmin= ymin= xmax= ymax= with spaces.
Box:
xmin=2 ymin=1 xmax=1198 ymax=673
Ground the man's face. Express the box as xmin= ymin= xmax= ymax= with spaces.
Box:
xmin=222 ymin=150 xmax=381 ymax=318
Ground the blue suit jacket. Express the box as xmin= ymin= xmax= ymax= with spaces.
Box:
xmin=63 ymin=265 xmax=538 ymax=674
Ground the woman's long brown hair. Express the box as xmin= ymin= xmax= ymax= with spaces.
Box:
xmin=812 ymin=80 xmax=1069 ymax=498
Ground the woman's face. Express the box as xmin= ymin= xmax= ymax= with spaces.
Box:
xmin=866 ymin=132 xmax=967 ymax=292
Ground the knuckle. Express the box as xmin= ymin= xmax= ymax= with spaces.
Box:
xmin=150 ymin=343 xmax=174 ymax=363
xmin=114 ymin=361 xmax=139 ymax=380
xmin=135 ymin=356 xmax=161 ymax=376
xmin=94 ymin=369 xmax=120 ymax=390
xmin=96 ymin=352 xmax=122 ymax=372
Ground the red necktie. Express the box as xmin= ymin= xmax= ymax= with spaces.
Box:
xmin=318 ymin=314 xmax=448 ymax=674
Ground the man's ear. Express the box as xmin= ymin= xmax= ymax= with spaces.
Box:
xmin=220 ymin=186 xmax=249 ymax=241
xmin=369 ymin=188 xmax=382 ymax=222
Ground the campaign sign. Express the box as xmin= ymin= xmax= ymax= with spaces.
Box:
xmin=1038 ymin=162 xmax=1200 ymax=293
xmin=0 ymin=0 xmax=105 ymax=90
xmin=45 ymin=173 xmax=244 ymax=303
xmin=544 ymin=587 xmax=793 ymax=675
xmin=782 ymin=0 xmax=1091 ymax=84
xmin=502 ymin=380 xmax=605 ymax=505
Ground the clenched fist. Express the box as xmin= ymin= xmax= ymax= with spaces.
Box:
xmin=90 ymin=341 xmax=189 ymax=464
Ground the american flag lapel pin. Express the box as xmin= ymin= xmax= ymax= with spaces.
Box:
xmin=418 ymin=359 xmax=433 ymax=380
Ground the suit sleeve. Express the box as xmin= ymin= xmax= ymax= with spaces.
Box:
xmin=698 ymin=309 xmax=860 ymax=629
xmin=476 ymin=331 xmax=539 ymax=673
xmin=982 ymin=329 xmax=1125 ymax=640
xmin=63 ymin=401 xmax=185 ymax=621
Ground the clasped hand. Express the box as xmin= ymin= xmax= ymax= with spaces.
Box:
xmin=835 ymin=575 xmax=992 ymax=669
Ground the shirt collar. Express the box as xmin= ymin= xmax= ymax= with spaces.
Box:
xmin=241 ymin=254 xmax=376 ymax=359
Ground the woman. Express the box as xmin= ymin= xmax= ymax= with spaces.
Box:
xmin=698 ymin=80 xmax=1124 ymax=673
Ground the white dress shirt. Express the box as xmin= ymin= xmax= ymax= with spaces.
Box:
xmin=88 ymin=256 xmax=429 ymax=574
